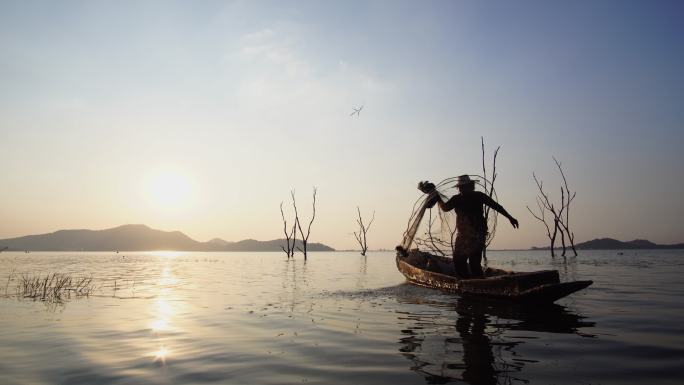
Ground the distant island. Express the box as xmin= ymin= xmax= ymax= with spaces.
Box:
xmin=0 ymin=224 xmax=335 ymax=252
xmin=532 ymin=237 xmax=684 ymax=250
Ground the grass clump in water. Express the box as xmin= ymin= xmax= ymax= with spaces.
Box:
xmin=16 ymin=273 xmax=95 ymax=303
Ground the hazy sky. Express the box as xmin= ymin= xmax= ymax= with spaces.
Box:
xmin=1 ymin=0 xmax=683 ymax=249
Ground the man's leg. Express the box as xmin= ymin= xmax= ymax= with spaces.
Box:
xmin=468 ymin=248 xmax=484 ymax=277
xmin=453 ymin=253 xmax=470 ymax=278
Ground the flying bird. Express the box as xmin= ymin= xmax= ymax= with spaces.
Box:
xmin=350 ymin=105 xmax=364 ymax=117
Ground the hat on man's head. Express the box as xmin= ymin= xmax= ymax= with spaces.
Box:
xmin=455 ymin=174 xmax=476 ymax=187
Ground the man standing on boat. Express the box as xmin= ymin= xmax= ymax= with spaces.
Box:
xmin=421 ymin=175 xmax=519 ymax=278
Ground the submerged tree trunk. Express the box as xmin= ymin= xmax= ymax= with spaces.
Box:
xmin=550 ymin=219 xmax=558 ymax=258
xmin=353 ymin=207 xmax=375 ymax=256
xmin=554 ymin=157 xmax=578 ymax=257
xmin=293 ymin=187 xmax=317 ymax=261
xmin=280 ymin=201 xmax=296 ymax=259
xmin=480 ymin=137 xmax=500 ymax=263
xmin=559 ymin=221 xmax=567 ymax=257
xmin=528 ymin=173 xmax=561 ymax=259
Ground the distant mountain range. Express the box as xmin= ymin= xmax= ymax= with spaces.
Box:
xmin=0 ymin=224 xmax=335 ymax=252
xmin=532 ymin=238 xmax=684 ymax=250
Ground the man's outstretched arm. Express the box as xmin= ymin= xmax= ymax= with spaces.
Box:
xmin=479 ymin=192 xmax=519 ymax=228
xmin=419 ymin=181 xmax=455 ymax=211
xmin=424 ymin=191 xmax=454 ymax=211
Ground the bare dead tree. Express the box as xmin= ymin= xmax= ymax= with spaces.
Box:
xmin=554 ymin=157 xmax=578 ymax=256
xmin=481 ymin=137 xmax=501 ymax=261
xmin=527 ymin=173 xmax=562 ymax=258
xmin=353 ymin=207 xmax=375 ymax=256
xmin=559 ymin=187 xmax=567 ymax=256
xmin=293 ymin=187 xmax=317 ymax=260
xmin=279 ymin=201 xmax=297 ymax=259
xmin=528 ymin=157 xmax=580 ymax=259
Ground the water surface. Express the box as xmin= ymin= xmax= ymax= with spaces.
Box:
xmin=1 ymin=250 xmax=683 ymax=384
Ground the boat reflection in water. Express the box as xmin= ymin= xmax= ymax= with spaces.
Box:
xmin=395 ymin=293 xmax=595 ymax=384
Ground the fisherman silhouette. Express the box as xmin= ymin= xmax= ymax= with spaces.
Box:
xmin=420 ymin=175 xmax=519 ymax=278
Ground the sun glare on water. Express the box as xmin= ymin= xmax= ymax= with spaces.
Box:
xmin=152 ymin=347 xmax=170 ymax=364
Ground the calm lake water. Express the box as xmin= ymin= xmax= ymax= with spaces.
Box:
xmin=1 ymin=250 xmax=683 ymax=385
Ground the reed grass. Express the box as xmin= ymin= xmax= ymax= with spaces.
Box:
xmin=17 ymin=273 xmax=95 ymax=302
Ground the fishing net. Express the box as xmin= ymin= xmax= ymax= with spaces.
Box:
xmin=398 ymin=175 xmax=498 ymax=257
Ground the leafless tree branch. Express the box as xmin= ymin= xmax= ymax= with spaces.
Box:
xmin=354 ymin=206 xmax=375 ymax=256
xmin=481 ymin=137 xmax=501 ymax=262
xmin=280 ymin=200 xmax=297 ymax=259
xmin=529 ymin=158 xmax=578 ymax=258
xmin=293 ymin=187 xmax=317 ymax=260
xmin=528 ymin=174 xmax=560 ymax=258
xmin=553 ymin=157 xmax=578 ymax=256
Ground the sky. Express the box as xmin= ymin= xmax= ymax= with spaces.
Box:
xmin=1 ymin=0 xmax=683 ymax=250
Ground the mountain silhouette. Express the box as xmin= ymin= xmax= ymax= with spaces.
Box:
xmin=532 ymin=237 xmax=684 ymax=250
xmin=0 ymin=224 xmax=335 ymax=252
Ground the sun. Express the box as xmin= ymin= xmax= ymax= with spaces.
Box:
xmin=146 ymin=171 xmax=193 ymax=209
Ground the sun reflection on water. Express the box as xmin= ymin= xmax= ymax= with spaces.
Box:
xmin=149 ymin=298 xmax=173 ymax=332
xmin=152 ymin=346 xmax=170 ymax=365
xmin=148 ymin=261 xmax=182 ymax=364
xmin=150 ymin=318 xmax=169 ymax=332
xmin=156 ymin=297 xmax=175 ymax=316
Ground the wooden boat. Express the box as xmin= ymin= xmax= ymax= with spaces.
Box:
xmin=396 ymin=249 xmax=592 ymax=304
